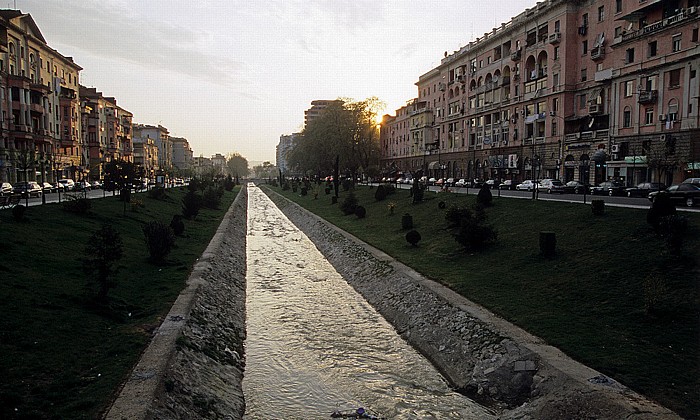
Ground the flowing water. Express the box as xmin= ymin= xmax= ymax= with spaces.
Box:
xmin=242 ymin=186 xmax=494 ymax=419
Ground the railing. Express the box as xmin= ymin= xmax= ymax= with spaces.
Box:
xmin=621 ymin=9 xmax=693 ymax=43
xmin=638 ymin=90 xmax=658 ymax=103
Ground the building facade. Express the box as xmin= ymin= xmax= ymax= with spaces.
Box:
xmin=133 ymin=123 xmax=171 ymax=176
xmin=0 ymin=10 xmax=83 ymax=184
xmin=304 ymin=100 xmax=343 ymax=128
xmin=380 ymin=0 xmax=700 ymax=186
xmin=276 ymin=132 xmax=300 ymax=174
xmin=170 ymin=136 xmax=193 ymax=173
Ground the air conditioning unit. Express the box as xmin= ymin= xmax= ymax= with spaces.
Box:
xmin=611 ymin=144 xmax=620 ymax=153
xmin=588 ymin=104 xmax=602 ymax=114
xmin=659 ymin=114 xmax=667 ymax=121
xmin=548 ymin=32 xmax=561 ymax=44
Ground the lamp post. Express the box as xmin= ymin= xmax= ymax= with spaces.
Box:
xmin=532 ymin=154 xmax=541 ymax=200
xmin=580 ymin=157 xmax=590 ymax=204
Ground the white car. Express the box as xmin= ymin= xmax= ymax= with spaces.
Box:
xmin=58 ymin=179 xmax=76 ymax=191
xmin=455 ymin=179 xmax=467 ymax=187
xmin=516 ymin=180 xmax=536 ymax=191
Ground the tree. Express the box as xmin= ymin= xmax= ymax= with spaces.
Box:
xmin=103 ymin=159 xmax=141 ymax=192
xmin=12 ymin=148 xmax=36 ymax=182
xmin=84 ymin=224 xmax=123 ymax=302
xmin=226 ymin=153 xmax=249 ymax=179
xmin=288 ymin=97 xmax=384 ymax=180
xmin=253 ymin=161 xmax=276 ymax=179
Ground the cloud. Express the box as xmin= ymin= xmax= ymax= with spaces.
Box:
xmin=22 ymin=0 xmax=248 ymax=88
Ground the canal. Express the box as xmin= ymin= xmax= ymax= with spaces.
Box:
xmin=242 ymin=186 xmax=494 ymax=419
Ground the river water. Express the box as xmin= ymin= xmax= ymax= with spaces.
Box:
xmin=242 ymin=186 xmax=494 ymax=419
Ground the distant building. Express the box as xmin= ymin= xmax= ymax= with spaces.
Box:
xmin=276 ymin=133 xmax=300 ymax=175
xmin=133 ymin=124 xmax=172 ymax=175
xmin=304 ymin=100 xmax=343 ymax=128
xmin=170 ymin=136 xmax=193 ymax=173
xmin=211 ymin=153 xmax=226 ymax=175
xmin=192 ymin=155 xmax=212 ymax=176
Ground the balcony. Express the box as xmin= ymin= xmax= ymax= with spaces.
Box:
xmin=548 ymin=32 xmax=561 ymax=44
xmin=620 ymin=9 xmax=694 ymax=44
xmin=511 ymin=49 xmax=521 ymax=61
xmin=590 ymin=46 xmax=605 ymax=61
xmin=638 ymin=90 xmax=658 ymax=104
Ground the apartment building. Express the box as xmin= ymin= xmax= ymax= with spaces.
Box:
xmin=0 ymin=10 xmax=83 ymax=184
xmin=276 ymin=132 xmax=300 ymax=174
xmin=380 ymin=0 xmax=700 ymax=186
xmin=133 ymin=124 xmax=171 ymax=175
xmin=170 ymin=136 xmax=193 ymax=173
xmin=304 ymin=100 xmax=343 ymax=128
xmin=80 ymin=86 xmax=133 ymax=181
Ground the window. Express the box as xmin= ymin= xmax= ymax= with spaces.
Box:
xmin=648 ymin=40 xmax=657 ymax=57
xmin=626 ymin=48 xmax=635 ymax=63
xmin=672 ymin=35 xmax=681 ymax=52
xmin=669 ymin=69 xmax=681 ymax=88
xmin=616 ymin=0 xmax=622 ymax=13
xmin=624 ymin=80 xmax=634 ymax=97
xmin=582 ymin=40 xmax=588 ymax=55
xmin=554 ymin=20 xmax=560 ymax=33
xmin=668 ymin=100 xmax=678 ymax=122
xmin=552 ymin=97 xmax=559 ymax=112
xmin=598 ymin=5 xmax=605 ymax=22
xmin=581 ymin=68 xmax=587 ymax=82
xmin=552 ymin=120 xmax=558 ymax=136
xmin=554 ymin=46 xmax=559 ymax=60
xmin=646 ymin=75 xmax=657 ymax=91
xmin=623 ymin=107 xmax=632 ymax=127
xmin=615 ymin=26 xmax=622 ymax=38
xmin=553 ymin=73 xmax=559 ymax=91
xmin=582 ymin=13 xmax=589 ymax=27
xmin=579 ymin=94 xmax=587 ymax=109
xmin=645 ymin=108 xmax=654 ymax=125
xmin=693 ymin=28 xmax=698 ymax=42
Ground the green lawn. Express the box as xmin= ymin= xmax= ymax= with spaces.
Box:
xmin=0 ymin=187 xmax=239 ymax=419
xmin=269 ymin=183 xmax=699 ymax=419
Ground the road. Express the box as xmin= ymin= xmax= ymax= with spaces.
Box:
xmin=11 ymin=185 xmax=184 ymax=207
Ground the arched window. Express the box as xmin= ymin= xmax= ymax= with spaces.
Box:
xmin=623 ymin=106 xmax=632 ymax=127
xmin=8 ymin=42 xmax=14 ymax=56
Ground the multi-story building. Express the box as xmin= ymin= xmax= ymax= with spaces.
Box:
xmin=170 ymin=136 xmax=193 ymax=173
xmin=276 ymin=132 xmax=300 ymax=174
xmin=80 ymin=86 xmax=133 ymax=181
xmin=380 ymin=0 xmax=700 ymax=187
xmin=132 ymin=136 xmax=158 ymax=179
xmin=0 ymin=10 xmax=82 ymax=184
xmin=304 ymin=100 xmax=343 ymax=128
xmin=133 ymin=124 xmax=172 ymax=175
xmin=192 ymin=155 xmax=212 ymax=176
xmin=211 ymin=153 xmax=226 ymax=175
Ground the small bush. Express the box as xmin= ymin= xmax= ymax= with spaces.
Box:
xmin=660 ymin=214 xmax=688 ymax=256
xmin=342 ymin=178 xmax=353 ymax=191
xmin=375 ymin=185 xmax=389 ymax=201
xmin=591 ymin=199 xmax=605 ymax=216
xmin=406 ymin=229 xmax=421 ymax=246
xmin=12 ymin=204 xmax=26 ymax=221
xmin=182 ymin=191 xmax=203 ymax=219
xmin=224 ymin=175 xmax=235 ymax=191
xmin=412 ymin=183 xmax=425 ymax=203
xmin=147 ymin=185 xmax=168 ymax=200
xmin=438 ymin=201 xmax=446 ymax=209
xmin=84 ymin=224 xmax=123 ymax=301
xmin=355 ymin=205 xmax=366 ymax=218
xmin=143 ymin=221 xmax=176 ymax=263
xmin=401 ymin=213 xmax=413 ymax=230
xmin=170 ymin=215 xmax=185 ymax=236
xmin=202 ymin=186 xmax=222 ymax=209
xmin=282 ymin=181 xmax=290 ymax=191
xmin=647 ymin=194 xmax=676 ymax=231
xmin=454 ymin=218 xmax=497 ymax=251
xmin=62 ymin=197 xmax=91 ymax=214
xmin=300 ymin=186 xmax=308 ymax=196
xmin=445 ymin=206 xmax=472 ymax=227
xmin=340 ymin=191 xmax=358 ymax=215
xmin=476 ymin=185 xmax=493 ymax=207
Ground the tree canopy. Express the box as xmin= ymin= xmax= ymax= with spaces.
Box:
xmin=288 ymin=97 xmax=384 ymax=178
xmin=226 ymin=153 xmax=249 ymax=178
xmin=253 ymin=161 xmax=276 ymax=179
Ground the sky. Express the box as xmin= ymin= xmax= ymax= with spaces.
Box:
xmin=15 ymin=0 xmax=537 ymax=164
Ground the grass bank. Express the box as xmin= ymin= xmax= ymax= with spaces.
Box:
xmin=0 ymin=186 xmax=239 ymax=419
xmin=270 ymin=183 xmax=699 ymax=419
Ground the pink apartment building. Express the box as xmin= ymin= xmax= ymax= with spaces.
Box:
xmin=380 ymin=0 xmax=700 ymax=187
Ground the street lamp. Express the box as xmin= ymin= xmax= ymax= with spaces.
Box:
xmin=580 ymin=157 xmax=590 ymax=204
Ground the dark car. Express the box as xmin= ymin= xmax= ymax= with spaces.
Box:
xmin=648 ymin=183 xmax=700 ymax=207
xmin=13 ymin=181 xmax=42 ymax=197
xmin=591 ymin=181 xmax=625 ymax=196
xmin=563 ymin=180 xmax=588 ymax=194
xmin=625 ymin=182 xmax=666 ymax=198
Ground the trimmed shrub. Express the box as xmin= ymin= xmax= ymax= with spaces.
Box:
xmin=62 ymin=196 xmax=91 ymax=214
xmin=445 ymin=205 xmax=472 ymax=227
xmin=476 ymin=185 xmax=493 ymax=207
xmin=647 ymin=194 xmax=676 ymax=231
xmin=340 ymin=191 xmax=358 ymax=215
xmin=224 ymin=175 xmax=235 ymax=191
xmin=84 ymin=224 xmax=123 ymax=301
xmin=182 ymin=191 xmax=203 ymax=219
xmin=12 ymin=204 xmax=26 ymax=221
xmin=660 ymin=214 xmax=688 ymax=256
xmin=454 ymin=218 xmax=497 ymax=251
xmin=170 ymin=214 xmax=185 ymax=236
xmin=147 ymin=185 xmax=168 ymax=200
xmin=401 ymin=213 xmax=413 ymax=230
xmin=375 ymin=185 xmax=389 ymax=201
xmin=355 ymin=205 xmax=366 ymax=218
xmin=143 ymin=221 xmax=176 ymax=263
xmin=300 ymin=186 xmax=308 ymax=196
xmin=591 ymin=199 xmax=605 ymax=216
xmin=202 ymin=186 xmax=222 ymax=209
xmin=406 ymin=229 xmax=421 ymax=246
xmin=412 ymin=183 xmax=425 ymax=203
xmin=539 ymin=231 xmax=556 ymax=258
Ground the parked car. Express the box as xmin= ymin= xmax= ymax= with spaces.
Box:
xmin=516 ymin=180 xmax=536 ymax=191
xmin=681 ymin=177 xmax=700 ymax=185
xmin=395 ymin=177 xmax=405 ymax=184
xmin=58 ymin=179 xmax=75 ymax=191
xmin=445 ymin=178 xmax=455 ymax=187
xmin=539 ymin=179 xmax=565 ymax=194
xmin=563 ymin=180 xmax=588 ymax=194
xmin=625 ymin=182 xmax=666 ymax=197
xmin=471 ymin=179 xmax=484 ymax=188
xmin=499 ymin=180 xmax=515 ymax=190
xmin=648 ymin=183 xmax=700 ymax=207
xmin=75 ymin=180 xmax=91 ymax=191
xmin=41 ymin=182 xmax=56 ymax=193
xmin=434 ymin=178 xmax=445 ymax=186
xmin=1 ymin=182 xmax=13 ymax=195
xmin=590 ymin=180 xmax=625 ymax=196
xmin=455 ymin=178 xmax=467 ymax=187
xmin=90 ymin=180 xmax=103 ymax=189
xmin=427 ymin=177 xmax=436 ymax=186
xmin=485 ymin=179 xmax=498 ymax=189
xmin=13 ymin=181 xmax=42 ymax=197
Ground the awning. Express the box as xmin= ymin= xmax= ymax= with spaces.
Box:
xmin=428 ymin=161 xmax=440 ymax=170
